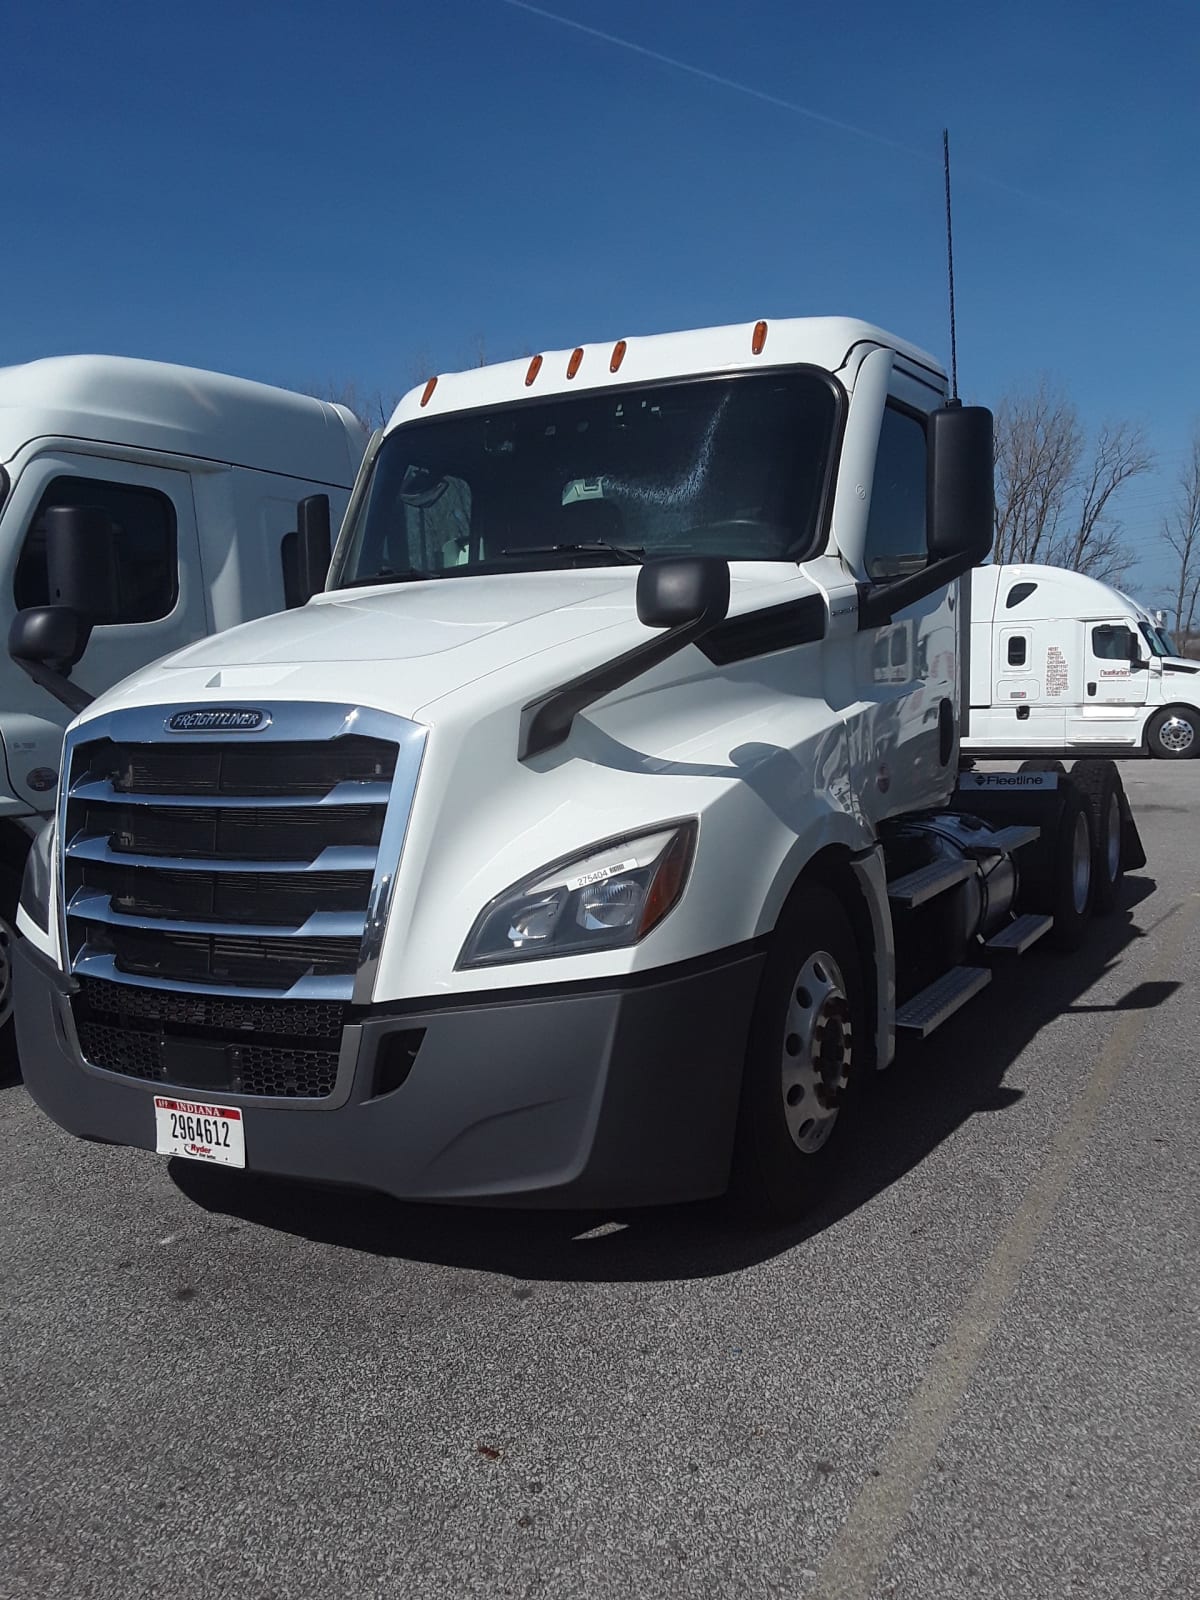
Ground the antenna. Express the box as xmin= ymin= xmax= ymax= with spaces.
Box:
xmin=943 ymin=128 xmax=959 ymax=404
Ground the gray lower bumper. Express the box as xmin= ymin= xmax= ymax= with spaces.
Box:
xmin=14 ymin=939 xmax=765 ymax=1207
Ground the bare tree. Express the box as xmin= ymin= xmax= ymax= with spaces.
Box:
xmin=304 ymin=379 xmax=405 ymax=431
xmin=992 ymin=381 xmax=1154 ymax=585
xmin=304 ymin=340 xmax=492 ymax=430
xmin=1162 ymin=428 xmax=1200 ymax=637
xmin=993 ymin=381 xmax=1082 ymax=569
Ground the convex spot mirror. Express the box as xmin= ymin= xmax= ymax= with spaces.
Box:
xmin=636 ymin=556 xmax=730 ymax=630
xmin=927 ymin=405 xmax=995 ymax=567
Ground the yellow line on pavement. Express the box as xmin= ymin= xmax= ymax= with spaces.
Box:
xmin=810 ymin=892 xmax=1200 ymax=1600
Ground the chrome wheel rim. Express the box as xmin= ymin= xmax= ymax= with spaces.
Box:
xmin=781 ymin=950 xmax=852 ymax=1155
xmin=1071 ymin=812 xmax=1092 ymax=915
xmin=0 ymin=921 xmax=12 ymax=1032
xmin=1105 ymin=791 xmax=1122 ymax=883
xmin=1159 ymin=716 xmax=1194 ymax=754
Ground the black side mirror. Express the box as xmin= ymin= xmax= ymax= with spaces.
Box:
xmin=7 ymin=505 xmax=116 ymax=714
xmin=636 ymin=556 xmax=730 ymax=630
xmin=1127 ymin=632 xmax=1146 ymax=666
xmin=927 ymin=405 xmax=994 ymax=566
xmin=45 ymin=505 xmax=122 ymax=622
xmin=519 ymin=556 xmax=731 ymax=762
xmin=297 ymin=495 xmax=332 ymax=603
xmin=8 ymin=608 xmax=94 ymax=715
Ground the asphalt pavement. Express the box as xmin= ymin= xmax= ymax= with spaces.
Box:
xmin=3 ymin=760 xmax=1197 ymax=1600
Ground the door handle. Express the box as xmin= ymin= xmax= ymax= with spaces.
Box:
xmin=1087 ymin=681 xmax=1096 ymax=696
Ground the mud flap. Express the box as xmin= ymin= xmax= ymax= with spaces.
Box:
xmin=1118 ymin=791 xmax=1147 ymax=872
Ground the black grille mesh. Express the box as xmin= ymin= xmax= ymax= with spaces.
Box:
xmin=75 ymin=735 xmax=397 ymax=796
xmin=73 ymin=978 xmax=345 ymax=1099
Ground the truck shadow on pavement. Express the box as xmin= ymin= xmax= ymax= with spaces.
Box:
xmin=173 ymin=877 xmax=1172 ymax=1284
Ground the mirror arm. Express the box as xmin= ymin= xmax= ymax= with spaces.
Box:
xmin=12 ymin=655 xmax=94 ymax=716
xmin=857 ymin=551 xmax=976 ymax=631
xmin=519 ymin=613 xmax=715 ymax=763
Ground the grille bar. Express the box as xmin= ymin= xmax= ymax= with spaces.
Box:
xmin=69 ymin=777 xmax=393 ymax=808
xmin=67 ymin=889 xmax=367 ymax=941
xmin=64 ymin=837 xmax=379 ymax=874
xmin=74 ymin=951 xmax=354 ymax=1002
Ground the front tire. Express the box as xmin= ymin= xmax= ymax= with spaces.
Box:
xmin=1147 ymin=707 xmax=1200 ymax=759
xmin=732 ymin=884 xmax=869 ymax=1221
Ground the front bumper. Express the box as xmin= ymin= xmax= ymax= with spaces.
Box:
xmin=14 ymin=939 xmax=765 ymax=1207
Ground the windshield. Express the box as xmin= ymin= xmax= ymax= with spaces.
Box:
xmin=331 ymin=371 xmax=840 ymax=587
xmin=1140 ymin=622 xmax=1177 ymax=658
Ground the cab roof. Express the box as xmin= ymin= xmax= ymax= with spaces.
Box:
xmin=0 ymin=355 xmax=366 ymax=485
xmin=389 ymin=316 xmax=946 ymax=428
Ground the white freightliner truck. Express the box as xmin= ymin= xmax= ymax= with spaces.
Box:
xmin=9 ymin=319 xmax=1146 ymax=1219
xmin=964 ymin=563 xmax=1200 ymax=759
xmin=0 ymin=356 xmax=366 ymax=1067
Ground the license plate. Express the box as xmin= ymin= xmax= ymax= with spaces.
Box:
xmin=154 ymin=1097 xmax=245 ymax=1168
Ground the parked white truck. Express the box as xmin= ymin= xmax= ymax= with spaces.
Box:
xmin=9 ymin=319 xmax=1145 ymax=1219
xmin=964 ymin=563 xmax=1200 ymax=759
xmin=0 ymin=356 xmax=366 ymax=1066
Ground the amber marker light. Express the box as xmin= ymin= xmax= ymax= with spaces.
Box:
xmin=610 ymin=339 xmax=627 ymax=373
xmin=420 ymin=377 xmax=438 ymax=407
xmin=566 ymin=347 xmax=584 ymax=379
xmin=525 ymin=354 xmax=543 ymax=386
xmin=752 ymin=320 xmax=768 ymax=355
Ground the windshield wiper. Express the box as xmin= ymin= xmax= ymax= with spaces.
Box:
xmin=501 ymin=541 xmax=646 ymax=566
xmin=343 ymin=565 xmax=440 ymax=587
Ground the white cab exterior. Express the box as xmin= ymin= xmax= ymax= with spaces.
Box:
xmin=0 ymin=355 xmax=366 ymax=819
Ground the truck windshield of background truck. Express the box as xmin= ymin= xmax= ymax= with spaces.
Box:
xmin=1140 ymin=622 xmax=1177 ymax=657
xmin=330 ymin=371 xmax=841 ymax=585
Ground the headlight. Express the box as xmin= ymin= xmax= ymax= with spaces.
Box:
xmin=458 ymin=820 xmax=697 ymax=968
xmin=19 ymin=820 xmax=55 ymax=934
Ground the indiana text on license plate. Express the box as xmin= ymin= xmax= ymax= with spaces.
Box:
xmin=154 ymin=1097 xmax=245 ymax=1168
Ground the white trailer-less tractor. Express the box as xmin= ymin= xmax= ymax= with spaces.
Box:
xmin=0 ymin=356 xmax=366 ymax=1071
xmin=10 ymin=320 xmax=1146 ymax=1219
xmin=965 ymin=562 xmax=1200 ymax=760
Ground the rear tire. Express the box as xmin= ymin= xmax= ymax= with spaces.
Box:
xmin=1146 ymin=707 xmax=1200 ymax=759
xmin=1018 ymin=759 xmax=1068 ymax=776
xmin=731 ymin=884 xmax=869 ymax=1222
xmin=1019 ymin=784 xmax=1094 ymax=951
xmin=1069 ymin=759 xmax=1125 ymax=914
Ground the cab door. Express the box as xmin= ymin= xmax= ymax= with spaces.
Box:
xmin=851 ymin=381 xmax=958 ymax=821
xmin=1065 ymin=620 xmax=1148 ymax=748
xmin=1084 ymin=622 xmax=1149 ymax=707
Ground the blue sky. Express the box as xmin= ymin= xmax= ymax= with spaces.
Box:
xmin=5 ymin=0 xmax=1197 ymax=604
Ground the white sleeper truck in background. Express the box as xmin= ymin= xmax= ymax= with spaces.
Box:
xmin=0 ymin=355 xmax=366 ymax=1068
xmin=10 ymin=319 xmax=1146 ymax=1219
xmin=965 ymin=562 xmax=1200 ymax=760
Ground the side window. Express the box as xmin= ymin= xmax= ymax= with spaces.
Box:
xmin=13 ymin=476 xmax=178 ymax=621
xmin=1007 ymin=634 xmax=1028 ymax=667
xmin=864 ymin=405 xmax=927 ymax=579
xmin=1092 ymin=625 xmax=1131 ymax=661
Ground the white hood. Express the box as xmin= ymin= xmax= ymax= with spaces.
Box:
xmin=89 ymin=563 xmax=826 ymax=728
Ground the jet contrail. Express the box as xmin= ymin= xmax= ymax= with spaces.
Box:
xmin=499 ymin=0 xmax=1059 ymax=211
xmin=499 ymin=0 xmax=928 ymax=160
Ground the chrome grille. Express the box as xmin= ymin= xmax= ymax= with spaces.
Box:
xmin=59 ymin=703 xmax=426 ymax=1098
